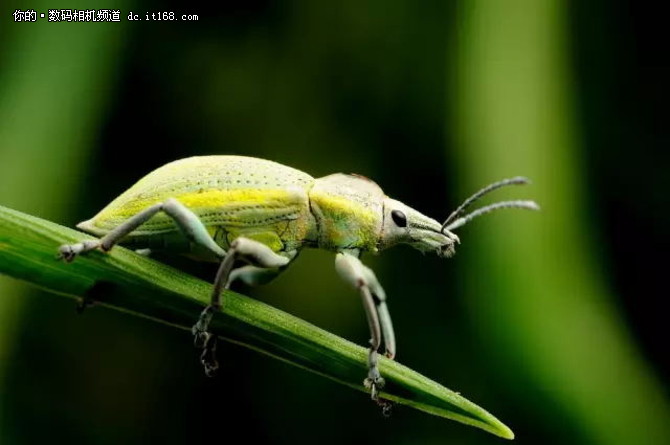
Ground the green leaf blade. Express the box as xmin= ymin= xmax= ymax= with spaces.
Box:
xmin=0 ymin=204 xmax=513 ymax=439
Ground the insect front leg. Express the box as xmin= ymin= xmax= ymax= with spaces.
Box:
xmin=359 ymin=266 xmax=395 ymax=359
xmin=335 ymin=250 xmax=396 ymax=410
xmin=191 ymin=239 xmax=293 ymax=377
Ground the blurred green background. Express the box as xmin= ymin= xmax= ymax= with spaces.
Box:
xmin=1 ymin=1 xmax=668 ymax=444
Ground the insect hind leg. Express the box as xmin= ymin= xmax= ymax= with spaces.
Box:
xmin=58 ymin=198 xmax=226 ymax=262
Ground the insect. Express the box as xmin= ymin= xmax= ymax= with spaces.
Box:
xmin=58 ymin=155 xmax=538 ymax=407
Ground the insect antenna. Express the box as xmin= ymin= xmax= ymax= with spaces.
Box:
xmin=441 ymin=177 xmax=531 ymax=231
xmin=443 ymin=200 xmax=539 ymax=232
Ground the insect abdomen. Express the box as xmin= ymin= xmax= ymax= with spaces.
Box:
xmin=77 ymin=156 xmax=317 ymax=249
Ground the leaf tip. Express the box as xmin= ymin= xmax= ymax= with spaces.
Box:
xmin=487 ymin=420 xmax=514 ymax=440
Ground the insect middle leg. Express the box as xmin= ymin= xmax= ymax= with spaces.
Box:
xmin=191 ymin=238 xmax=293 ymax=376
xmin=335 ymin=250 xmax=396 ymax=406
xmin=59 ymin=200 xmax=294 ymax=377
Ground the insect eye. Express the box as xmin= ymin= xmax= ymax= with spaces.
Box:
xmin=391 ymin=210 xmax=407 ymax=227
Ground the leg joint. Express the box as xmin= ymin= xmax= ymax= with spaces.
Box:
xmin=161 ymin=197 xmax=179 ymax=209
xmin=371 ymin=292 xmax=383 ymax=305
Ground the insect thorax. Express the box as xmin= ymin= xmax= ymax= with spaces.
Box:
xmin=308 ymin=173 xmax=385 ymax=252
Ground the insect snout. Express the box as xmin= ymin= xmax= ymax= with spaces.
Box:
xmin=436 ymin=231 xmax=459 ymax=258
xmin=438 ymin=241 xmax=456 ymax=258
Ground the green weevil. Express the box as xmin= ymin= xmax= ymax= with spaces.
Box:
xmin=58 ymin=155 xmax=538 ymax=406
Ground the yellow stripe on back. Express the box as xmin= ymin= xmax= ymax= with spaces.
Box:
xmin=309 ymin=191 xmax=378 ymax=225
xmin=87 ymin=187 xmax=308 ymax=235
xmin=105 ymin=188 xmax=299 ymax=219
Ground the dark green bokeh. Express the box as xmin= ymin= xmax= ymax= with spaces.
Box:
xmin=0 ymin=1 xmax=668 ymax=444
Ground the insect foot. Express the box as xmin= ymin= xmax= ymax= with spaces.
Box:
xmin=191 ymin=306 xmax=216 ymax=346
xmin=191 ymin=305 xmax=220 ymax=376
xmin=75 ymin=295 xmax=96 ymax=314
xmin=378 ymin=398 xmax=394 ymax=417
xmin=364 ymin=372 xmax=395 ymax=417
xmin=198 ymin=332 xmax=219 ymax=377
xmin=364 ymin=366 xmax=386 ymax=401
xmin=57 ymin=240 xmax=101 ymax=262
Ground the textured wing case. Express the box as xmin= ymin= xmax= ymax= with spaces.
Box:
xmin=78 ymin=156 xmax=315 ymax=238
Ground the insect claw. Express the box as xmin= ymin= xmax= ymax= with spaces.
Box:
xmin=364 ymin=376 xmax=394 ymax=416
xmin=57 ymin=245 xmax=75 ymax=262
xmin=75 ymin=297 xmax=95 ymax=314
xmin=364 ymin=375 xmax=386 ymax=401
xmin=192 ymin=306 xmax=221 ymax=376
xmin=57 ymin=240 xmax=102 ymax=262
xmin=192 ymin=330 xmax=207 ymax=348
xmin=379 ymin=399 xmax=394 ymax=417
xmin=203 ymin=362 xmax=219 ymax=377
xmin=199 ymin=333 xmax=219 ymax=377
